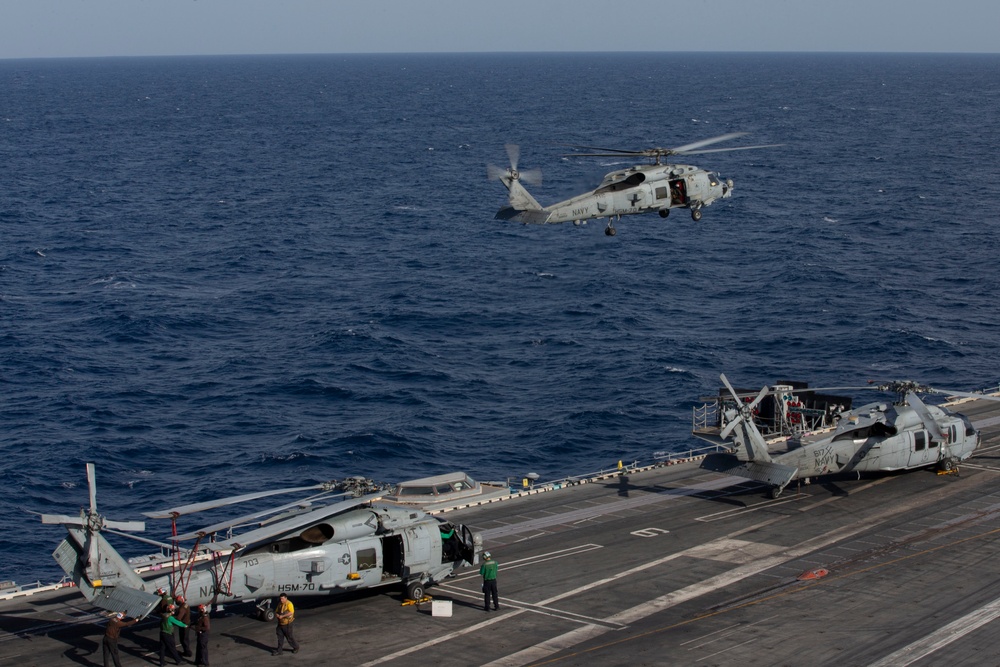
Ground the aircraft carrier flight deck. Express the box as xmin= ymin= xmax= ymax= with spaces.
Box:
xmin=3 ymin=395 xmax=1000 ymax=666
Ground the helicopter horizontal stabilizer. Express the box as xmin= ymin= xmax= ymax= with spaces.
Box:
xmin=700 ymin=453 xmax=799 ymax=489
xmin=495 ymin=205 xmax=550 ymax=224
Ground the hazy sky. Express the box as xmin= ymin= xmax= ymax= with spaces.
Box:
xmin=1 ymin=0 xmax=998 ymax=60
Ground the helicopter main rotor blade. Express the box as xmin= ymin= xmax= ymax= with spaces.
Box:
xmin=676 ymin=143 xmax=784 ymax=156
xmin=670 ymin=132 xmax=748 ymax=153
xmin=560 ymin=144 xmax=647 ymax=155
xmin=719 ymin=373 xmax=743 ymax=405
xmin=143 ymin=484 xmax=327 ymax=519
xmin=907 ymin=392 xmax=947 ymax=442
xmin=928 ymin=387 xmax=1000 ymax=402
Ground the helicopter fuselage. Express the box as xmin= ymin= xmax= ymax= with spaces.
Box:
xmin=496 ymin=163 xmax=733 ymax=225
xmin=776 ymin=401 xmax=979 ymax=479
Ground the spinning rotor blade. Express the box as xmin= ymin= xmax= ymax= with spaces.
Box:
xmin=675 ymin=143 xmax=784 ymax=156
xmin=487 ymin=163 xmax=507 ymax=181
xmin=561 ymin=143 xmax=647 ymax=155
xmin=505 ymin=143 xmax=520 ymax=171
xmin=670 ymin=132 xmax=748 ymax=153
xmin=144 ymin=484 xmax=327 ymax=519
xmin=907 ymin=392 xmax=946 ymax=442
xmin=518 ymin=167 xmax=543 ymax=185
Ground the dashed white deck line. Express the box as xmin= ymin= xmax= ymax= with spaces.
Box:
xmin=867 ymin=596 xmax=1000 ymax=667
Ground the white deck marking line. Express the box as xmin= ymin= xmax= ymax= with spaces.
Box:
xmin=482 ymin=518 xmax=885 ymax=666
xmin=866 ymin=596 xmax=1000 ymax=667
xmin=448 ymin=544 xmax=603 ymax=583
xmin=358 ymin=610 xmax=528 ymax=667
xmin=481 ymin=475 xmax=743 ymax=539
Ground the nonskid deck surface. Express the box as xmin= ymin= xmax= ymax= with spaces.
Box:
xmin=4 ymin=398 xmax=1000 ymax=667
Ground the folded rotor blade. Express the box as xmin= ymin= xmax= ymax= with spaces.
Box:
xmin=907 ymin=392 xmax=946 ymax=442
xmin=144 ymin=484 xmax=326 ymax=519
xmin=929 ymin=387 xmax=1000 ymax=402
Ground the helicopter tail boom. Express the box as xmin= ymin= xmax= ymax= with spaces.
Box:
xmin=701 ymin=453 xmax=798 ymax=489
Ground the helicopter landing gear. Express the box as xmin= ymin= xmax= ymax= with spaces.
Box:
xmin=604 ymin=217 xmax=618 ymax=236
xmin=938 ymin=458 xmax=960 ymax=476
xmin=256 ymin=598 xmax=276 ymax=622
xmin=658 ymin=208 xmax=670 ymax=219
xmin=404 ymin=580 xmax=426 ymax=601
xmin=691 ymin=208 xmax=703 ymax=222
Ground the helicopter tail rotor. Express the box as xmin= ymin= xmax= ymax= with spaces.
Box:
xmin=487 ymin=144 xmax=542 ymax=186
xmin=718 ymin=374 xmax=774 ymax=463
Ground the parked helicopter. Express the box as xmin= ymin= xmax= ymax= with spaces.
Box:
xmin=489 ymin=133 xmax=779 ymax=236
xmin=38 ymin=464 xmax=481 ymax=620
xmin=694 ymin=374 xmax=1000 ymax=499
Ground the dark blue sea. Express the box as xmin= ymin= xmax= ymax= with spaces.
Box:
xmin=2 ymin=53 xmax=999 ymax=584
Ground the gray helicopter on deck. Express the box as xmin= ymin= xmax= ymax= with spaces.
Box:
xmin=694 ymin=374 xmax=1000 ymax=499
xmin=38 ymin=465 xmax=481 ymax=620
xmin=489 ymin=133 xmax=779 ymax=236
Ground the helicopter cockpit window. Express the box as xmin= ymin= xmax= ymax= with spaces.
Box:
xmin=709 ymin=173 xmax=720 ymax=186
xmin=397 ymin=486 xmax=435 ymax=496
xmin=914 ymin=431 xmax=926 ymax=451
xmin=655 ymin=186 xmax=668 ymax=200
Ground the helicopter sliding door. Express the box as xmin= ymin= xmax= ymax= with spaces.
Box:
xmin=906 ymin=430 xmax=939 ymax=468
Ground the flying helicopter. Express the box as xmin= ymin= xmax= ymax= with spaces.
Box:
xmin=38 ymin=464 xmax=481 ymax=620
xmin=694 ymin=373 xmax=1000 ymax=499
xmin=489 ymin=133 xmax=780 ymax=236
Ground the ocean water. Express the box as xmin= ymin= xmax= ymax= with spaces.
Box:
xmin=2 ymin=53 xmax=999 ymax=583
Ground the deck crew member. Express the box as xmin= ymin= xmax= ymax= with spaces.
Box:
xmin=103 ymin=611 xmax=137 ymax=667
xmin=175 ymin=595 xmax=192 ymax=657
xmin=156 ymin=587 xmax=174 ymax=614
xmin=159 ymin=605 xmax=187 ymax=666
xmin=480 ymin=551 xmax=499 ymax=611
xmin=272 ymin=593 xmax=300 ymax=655
xmin=194 ymin=604 xmax=211 ymax=667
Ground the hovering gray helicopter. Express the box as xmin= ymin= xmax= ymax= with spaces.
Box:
xmin=695 ymin=374 xmax=1000 ymax=499
xmin=39 ymin=464 xmax=481 ymax=620
xmin=489 ymin=133 xmax=779 ymax=236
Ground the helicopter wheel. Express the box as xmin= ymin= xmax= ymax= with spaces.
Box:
xmin=940 ymin=458 xmax=957 ymax=472
xmin=658 ymin=209 xmax=670 ymax=219
xmin=604 ymin=225 xmax=616 ymax=237
xmin=768 ymin=486 xmax=782 ymax=499
xmin=405 ymin=580 xmax=425 ymax=601
xmin=260 ymin=608 xmax=276 ymax=622
xmin=691 ymin=208 xmax=703 ymax=222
